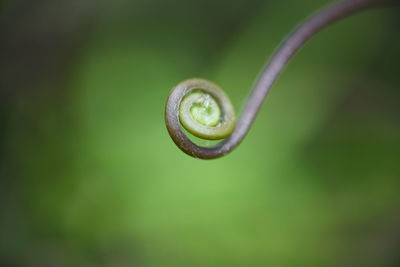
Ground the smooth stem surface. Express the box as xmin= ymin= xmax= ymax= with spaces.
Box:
xmin=165 ymin=0 xmax=397 ymax=159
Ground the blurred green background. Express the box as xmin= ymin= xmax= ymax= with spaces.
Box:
xmin=1 ymin=0 xmax=400 ymax=266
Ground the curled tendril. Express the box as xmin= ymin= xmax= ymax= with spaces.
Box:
xmin=165 ymin=0 xmax=397 ymax=159
xmin=176 ymin=79 xmax=236 ymax=140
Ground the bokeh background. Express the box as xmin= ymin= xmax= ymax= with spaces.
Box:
xmin=1 ymin=0 xmax=400 ymax=266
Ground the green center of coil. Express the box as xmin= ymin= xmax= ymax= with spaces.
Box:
xmin=189 ymin=92 xmax=221 ymax=127
xmin=178 ymin=81 xmax=236 ymax=140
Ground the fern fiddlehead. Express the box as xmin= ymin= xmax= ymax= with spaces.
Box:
xmin=165 ymin=0 xmax=397 ymax=159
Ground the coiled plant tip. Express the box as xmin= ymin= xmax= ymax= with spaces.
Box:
xmin=165 ymin=0 xmax=398 ymax=159
xmin=177 ymin=79 xmax=236 ymax=140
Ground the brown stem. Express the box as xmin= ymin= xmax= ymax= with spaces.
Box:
xmin=165 ymin=0 xmax=398 ymax=159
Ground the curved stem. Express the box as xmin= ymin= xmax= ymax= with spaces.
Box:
xmin=165 ymin=0 xmax=397 ymax=159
